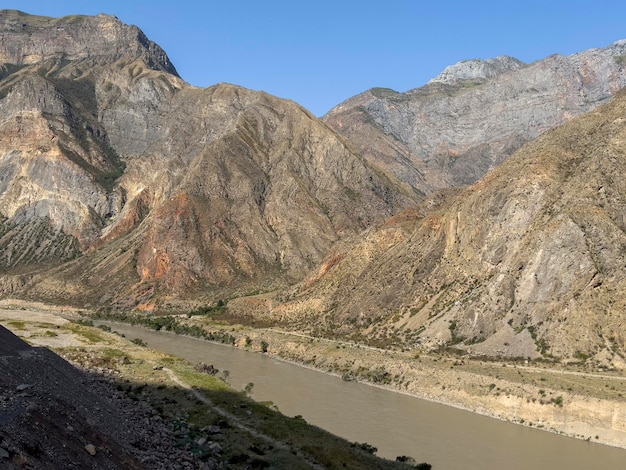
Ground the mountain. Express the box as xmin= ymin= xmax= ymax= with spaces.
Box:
xmin=0 ymin=10 xmax=417 ymax=308
xmin=1 ymin=10 xmax=626 ymax=365
xmin=323 ymin=40 xmax=626 ymax=194
xmin=251 ymin=87 xmax=626 ymax=364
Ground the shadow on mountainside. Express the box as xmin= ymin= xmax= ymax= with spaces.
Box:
xmin=0 ymin=325 xmax=430 ymax=470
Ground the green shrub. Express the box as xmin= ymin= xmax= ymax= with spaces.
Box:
xmin=131 ymin=337 xmax=147 ymax=347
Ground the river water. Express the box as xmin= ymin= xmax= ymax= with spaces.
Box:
xmin=103 ymin=322 xmax=626 ymax=469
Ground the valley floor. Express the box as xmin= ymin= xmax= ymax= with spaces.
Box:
xmin=2 ymin=299 xmax=625 ymax=451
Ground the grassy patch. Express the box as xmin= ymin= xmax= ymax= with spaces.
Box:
xmin=100 ymin=348 xmax=127 ymax=361
xmin=173 ymin=363 xmax=231 ymax=393
xmin=5 ymin=320 xmax=26 ymax=330
xmin=66 ymin=324 xmax=106 ymax=344
xmin=34 ymin=322 xmax=60 ymax=329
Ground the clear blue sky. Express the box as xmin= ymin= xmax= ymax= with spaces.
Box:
xmin=4 ymin=1 xmax=626 ymax=116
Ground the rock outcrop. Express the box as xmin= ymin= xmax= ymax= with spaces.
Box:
xmin=324 ymin=40 xmax=626 ymax=193
xmin=0 ymin=10 xmax=177 ymax=74
xmin=428 ymin=55 xmax=525 ymax=85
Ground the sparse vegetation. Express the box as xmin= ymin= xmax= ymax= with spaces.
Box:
xmin=131 ymin=337 xmax=147 ymax=347
xmin=551 ymin=395 xmax=564 ymax=407
xmin=353 ymin=441 xmax=377 ymax=455
xmin=2 ymin=312 xmax=418 ymax=469
xmin=91 ymin=310 xmax=236 ymax=345
xmin=242 ymin=382 xmax=255 ymax=396
xmin=186 ymin=300 xmax=227 ymax=318
xmin=448 ymin=319 xmax=462 ymax=345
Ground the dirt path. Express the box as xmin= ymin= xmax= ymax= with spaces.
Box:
xmin=163 ymin=367 xmax=325 ymax=470
xmin=502 ymin=363 xmax=625 ymax=381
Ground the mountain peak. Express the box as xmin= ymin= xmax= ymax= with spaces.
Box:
xmin=0 ymin=9 xmax=178 ymax=76
xmin=428 ymin=55 xmax=525 ymax=85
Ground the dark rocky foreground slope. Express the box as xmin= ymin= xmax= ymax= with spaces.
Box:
xmin=0 ymin=325 xmax=192 ymax=469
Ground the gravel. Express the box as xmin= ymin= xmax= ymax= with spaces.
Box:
xmin=0 ymin=325 xmax=219 ymax=469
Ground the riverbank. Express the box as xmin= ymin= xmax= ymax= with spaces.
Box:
xmin=2 ymin=299 xmax=625 ymax=450
xmin=176 ymin=315 xmax=626 ymax=450
xmin=0 ymin=302 xmax=423 ymax=469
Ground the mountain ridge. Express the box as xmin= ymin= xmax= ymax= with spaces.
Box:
xmin=0 ymin=10 xmax=417 ymax=309
xmin=324 ymin=39 xmax=626 ymax=193
xmin=250 ymin=86 xmax=626 ymax=364
xmin=0 ymin=10 xmax=178 ymax=75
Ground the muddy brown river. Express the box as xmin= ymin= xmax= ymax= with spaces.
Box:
xmin=103 ymin=322 xmax=626 ymax=469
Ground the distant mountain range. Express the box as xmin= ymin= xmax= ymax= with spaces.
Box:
xmin=1 ymin=9 xmax=625 ymax=365
xmin=324 ymin=40 xmax=626 ymax=193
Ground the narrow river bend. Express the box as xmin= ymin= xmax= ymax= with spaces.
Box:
xmin=102 ymin=322 xmax=626 ymax=470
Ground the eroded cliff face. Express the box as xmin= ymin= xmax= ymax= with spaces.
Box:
xmin=324 ymin=40 xmax=626 ymax=193
xmin=255 ymin=89 xmax=626 ymax=363
xmin=0 ymin=10 xmax=177 ymax=74
xmin=0 ymin=10 xmax=416 ymax=306
xmin=0 ymin=74 xmax=122 ymax=248
xmin=0 ymin=10 xmax=180 ymax=256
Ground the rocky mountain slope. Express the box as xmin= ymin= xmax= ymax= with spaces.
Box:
xmin=250 ymin=87 xmax=626 ymax=363
xmin=0 ymin=324 xmax=172 ymax=469
xmin=324 ymin=40 xmax=626 ymax=194
xmin=0 ymin=10 xmax=417 ymax=308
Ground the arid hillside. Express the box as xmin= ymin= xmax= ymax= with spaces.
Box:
xmin=0 ymin=10 xmax=417 ymax=308
xmin=1 ymin=10 xmax=626 ymax=366
xmin=324 ymin=42 xmax=626 ymax=194
xmin=239 ymin=87 xmax=626 ymax=364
